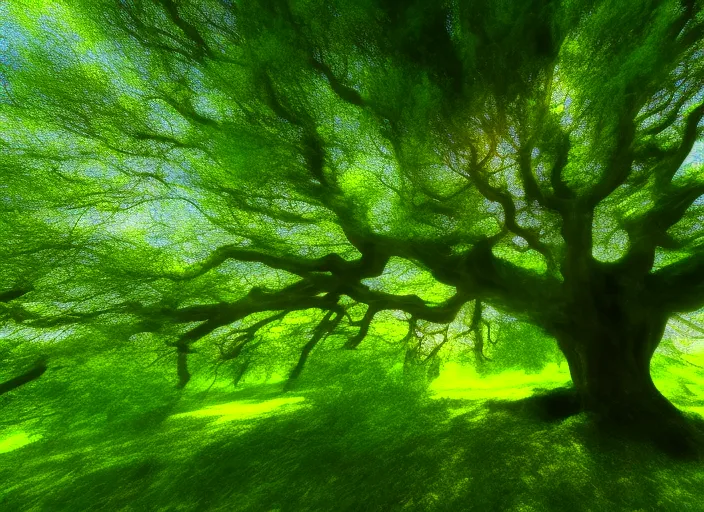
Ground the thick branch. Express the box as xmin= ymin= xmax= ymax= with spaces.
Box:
xmin=469 ymin=301 xmax=491 ymax=362
xmin=155 ymin=0 xmax=212 ymax=61
xmin=589 ymin=103 xmax=638 ymax=207
xmin=517 ymin=145 xmax=562 ymax=211
xmin=654 ymin=101 xmax=704 ymax=186
xmin=311 ymin=58 xmax=365 ymax=107
xmin=647 ymin=249 xmax=704 ymax=313
xmin=461 ymin=150 xmax=556 ymax=270
xmin=622 ymin=182 xmax=704 ymax=271
xmin=550 ymin=133 xmax=573 ymax=200
xmin=163 ymin=244 xmax=388 ymax=284
xmin=342 ymin=284 xmax=469 ymax=324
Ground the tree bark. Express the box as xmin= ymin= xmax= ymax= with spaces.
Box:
xmin=553 ymin=290 xmax=703 ymax=459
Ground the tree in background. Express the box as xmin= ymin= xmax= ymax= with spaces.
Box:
xmin=1 ymin=0 xmax=703 ymax=455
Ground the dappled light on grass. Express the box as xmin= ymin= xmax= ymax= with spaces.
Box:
xmin=1 ymin=355 xmax=704 ymax=510
xmin=1 ymin=0 xmax=703 ymax=508
xmin=170 ymin=396 xmax=306 ymax=424
xmin=652 ymin=349 xmax=704 ymax=420
xmin=429 ymin=362 xmax=572 ymax=401
xmin=0 ymin=431 xmax=42 ymax=453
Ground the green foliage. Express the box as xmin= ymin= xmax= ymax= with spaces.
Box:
xmin=1 ymin=2 xmax=704 ymax=506
xmin=485 ymin=320 xmax=563 ymax=375
xmin=1 ymin=351 xmax=704 ymax=510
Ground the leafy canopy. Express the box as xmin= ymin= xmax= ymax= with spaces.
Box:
xmin=1 ymin=0 xmax=703 ymax=387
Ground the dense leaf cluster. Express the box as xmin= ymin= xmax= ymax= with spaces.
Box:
xmin=0 ymin=0 xmax=702 ymax=390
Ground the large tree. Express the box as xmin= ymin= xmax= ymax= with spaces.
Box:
xmin=1 ymin=0 xmax=703 ymax=454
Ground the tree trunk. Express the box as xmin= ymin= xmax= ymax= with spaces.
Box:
xmin=554 ymin=300 xmax=703 ymax=459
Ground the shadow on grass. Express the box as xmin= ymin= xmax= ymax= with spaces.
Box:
xmin=2 ymin=372 xmax=704 ymax=512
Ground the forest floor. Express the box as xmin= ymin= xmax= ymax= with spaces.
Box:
xmin=1 ymin=352 xmax=704 ymax=511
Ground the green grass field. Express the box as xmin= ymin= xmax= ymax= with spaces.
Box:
xmin=1 ymin=350 xmax=703 ymax=512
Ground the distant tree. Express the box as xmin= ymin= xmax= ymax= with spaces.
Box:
xmin=1 ymin=0 xmax=703 ymax=455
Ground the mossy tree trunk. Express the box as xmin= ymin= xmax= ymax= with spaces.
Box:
xmin=551 ymin=270 xmax=702 ymax=458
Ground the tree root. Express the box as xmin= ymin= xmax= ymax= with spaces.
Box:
xmin=486 ymin=386 xmax=704 ymax=461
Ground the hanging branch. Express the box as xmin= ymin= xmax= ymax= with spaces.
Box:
xmin=284 ymin=305 xmax=343 ymax=391
xmin=218 ymin=311 xmax=289 ymax=361
xmin=396 ymin=315 xmax=416 ymax=345
xmin=467 ymin=301 xmax=492 ymax=363
xmin=483 ymin=319 xmax=497 ymax=346
xmin=232 ymin=359 xmax=251 ymax=388
xmin=423 ymin=325 xmax=450 ymax=363
xmin=342 ymin=306 xmax=378 ymax=349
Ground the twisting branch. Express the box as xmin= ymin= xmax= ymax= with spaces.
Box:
xmin=401 ymin=315 xmax=418 ymax=345
xmin=642 ymin=183 xmax=704 ymax=235
xmin=232 ymin=359 xmax=252 ymax=388
xmin=155 ymin=0 xmax=213 ymax=61
xmin=259 ymin=71 xmax=303 ymax=126
xmin=647 ymin=248 xmax=704 ymax=313
xmin=173 ymin=320 xmax=220 ymax=389
xmin=641 ymin=92 xmax=694 ymax=137
xmin=151 ymin=94 xmax=221 ymax=129
xmin=549 ymin=132 xmax=573 ymax=200
xmin=654 ymin=101 xmax=704 ymax=186
xmin=310 ymin=57 xmax=365 ymax=108
xmin=343 ymin=306 xmax=378 ymax=349
xmin=218 ymin=311 xmax=289 ymax=361
xmin=158 ymin=281 xmax=343 ymax=388
xmin=517 ymin=142 xmax=562 ymax=212
xmin=622 ymin=181 xmax=704 ymax=272
xmin=468 ymin=301 xmax=492 ymax=363
xmin=2 ymin=300 xmax=141 ymax=328
xmin=588 ymin=103 xmax=639 ymax=207
xmin=456 ymin=145 xmax=556 ymax=271
xmin=119 ymin=3 xmax=200 ymax=62
xmin=423 ymin=325 xmax=450 ymax=363
xmin=161 ymin=245 xmax=334 ymax=281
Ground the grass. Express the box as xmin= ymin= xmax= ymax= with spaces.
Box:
xmin=1 ymin=351 xmax=703 ymax=511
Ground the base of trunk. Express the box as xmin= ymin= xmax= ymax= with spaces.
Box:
xmin=488 ymin=386 xmax=704 ymax=461
xmin=591 ymin=397 xmax=704 ymax=461
xmin=530 ymin=386 xmax=582 ymax=422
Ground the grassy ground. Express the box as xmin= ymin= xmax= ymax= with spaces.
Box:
xmin=1 ymin=352 xmax=704 ymax=511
